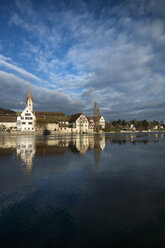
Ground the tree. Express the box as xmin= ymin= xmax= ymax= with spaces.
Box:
xmin=93 ymin=101 xmax=100 ymax=132
xmin=36 ymin=118 xmax=47 ymax=130
xmin=94 ymin=101 xmax=100 ymax=117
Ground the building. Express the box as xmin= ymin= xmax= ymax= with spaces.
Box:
xmin=87 ymin=116 xmax=106 ymax=130
xmin=69 ymin=113 xmax=89 ymax=133
xmin=0 ymin=79 xmax=105 ymax=133
xmin=17 ymin=80 xmax=36 ymax=131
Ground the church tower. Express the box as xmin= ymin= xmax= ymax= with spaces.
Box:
xmin=26 ymin=75 xmax=33 ymax=112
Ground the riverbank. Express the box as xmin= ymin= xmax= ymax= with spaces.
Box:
xmin=0 ymin=130 xmax=165 ymax=136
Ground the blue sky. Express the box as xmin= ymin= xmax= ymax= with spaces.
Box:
xmin=0 ymin=0 xmax=165 ymax=120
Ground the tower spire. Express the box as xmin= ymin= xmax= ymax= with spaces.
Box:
xmin=28 ymin=74 xmax=32 ymax=97
xmin=26 ymin=73 xmax=33 ymax=111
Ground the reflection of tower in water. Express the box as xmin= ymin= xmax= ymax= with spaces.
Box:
xmin=16 ymin=137 xmax=35 ymax=175
xmin=94 ymin=135 xmax=106 ymax=165
xmin=75 ymin=135 xmax=90 ymax=154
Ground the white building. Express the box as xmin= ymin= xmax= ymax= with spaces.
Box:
xmin=99 ymin=116 xmax=105 ymax=129
xmin=16 ymin=136 xmax=36 ymax=175
xmin=69 ymin=113 xmax=89 ymax=133
xmin=17 ymin=80 xmax=36 ymax=131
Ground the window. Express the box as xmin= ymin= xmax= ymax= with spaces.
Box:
xmin=22 ymin=122 xmax=26 ymax=124
xmin=28 ymin=122 xmax=32 ymax=125
xmin=25 ymin=117 xmax=33 ymax=120
xmin=25 ymin=113 xmax=31 ymax=116
xmin=21 ymin=117 xmax=24 ymax=120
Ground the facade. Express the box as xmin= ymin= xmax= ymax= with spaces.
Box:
xmin=99 ymin=116 xmax=105 ymax=129
xmin=69 ymin=113 xmax=89 ymax=133
xmin=87 ymin=116 xmax=106 ymax=130
xmin=17 ymin=80 xmax=36 ymax=131
xmin=0 ymin=116 xmax=17 ymax=130
xmin=17 ymin=107 xmax=36 ymax=131
xmin=0 ymin=80 xmax=105 ymax=133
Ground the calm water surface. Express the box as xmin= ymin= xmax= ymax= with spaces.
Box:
xmin=0 ymin=133 xmax=165 ymax=248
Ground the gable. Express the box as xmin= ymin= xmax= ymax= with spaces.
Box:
xmin=22 ymin=107 xmax=35 ymax=118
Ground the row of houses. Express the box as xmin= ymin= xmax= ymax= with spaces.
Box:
xmin=0 ymin=81 xmax=105 ymax=133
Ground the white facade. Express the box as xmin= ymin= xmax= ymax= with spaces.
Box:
xmin=16 ymin=136 xmax=36 ymax=175
xmin=72 ymin=114 xmax=89 ymax=133
xmin=99 ymin=116 xmax=105 ymax=129
xmin=17 ymin=80 xmax=35 ymax=132
xmin=17 ymin=107 xmax=36 ymax=131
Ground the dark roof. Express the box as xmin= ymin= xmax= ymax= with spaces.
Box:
xmin=0 ymin=116 xmax=17 ymax=122
xmin=87 ymin=116 xmax=103 ymax=121
xmin=68 ymin=113 xmax=83 ymax=122
xmin=86 ymin=116 xmax=95 ymax=121
xmin=36 ymin=115 xmax=70 ymax=123
xmin=35 ymin=111 xmax=65 ymax=117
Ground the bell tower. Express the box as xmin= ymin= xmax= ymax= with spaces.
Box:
xmin=26 ymin=74 xmax=33 ymax=112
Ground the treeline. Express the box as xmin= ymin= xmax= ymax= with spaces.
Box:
xmin=0 ymin=108 xmax=16 ymax=115
xmin=104 ymin=119 xmax=165 ymax=132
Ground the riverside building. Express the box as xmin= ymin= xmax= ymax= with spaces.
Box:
xmin=1 ymin=78 xmax=105 ymax=133
xmin=17 ymin=79 xmax=36 ymax=131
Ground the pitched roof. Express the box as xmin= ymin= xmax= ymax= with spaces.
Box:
xmin=36 ymin=115 xmax=70 ymax=123
xmin=35 ymin=111 xmax=65 ymax=117
xmin=68 ymin=113 xmax=82 ymax=122
xmin=0 ymin=116 xmax=17 ymax=122
xmin=87 ymin=116 xmax=104 ymax=121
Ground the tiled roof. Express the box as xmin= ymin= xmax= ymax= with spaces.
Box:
xmin=87 ymin=116 xmax=103 ymax=121
xmin=0 ymin=116 xmax=17 ymax=122
xmin=37 ymin=115 xmax=70 ymax=123
xmin=35 ymin=111 xmax=65 ymax=117
xmin=69 ymin=113 xmax=82 ymax=122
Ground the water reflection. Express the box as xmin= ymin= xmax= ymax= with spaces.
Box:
xmin=16 ymin=137 xmax=36 ymax=175
xmin=0 ymin=133 xmax=165 ymax=173
xmin=0 ymin=134 xmax=106 ymax=173
xmin=0 ymin=132 xmax=165 ymax=248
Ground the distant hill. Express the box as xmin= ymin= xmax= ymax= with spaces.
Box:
xmin=0 ymin=108 xmax=16 ymax=116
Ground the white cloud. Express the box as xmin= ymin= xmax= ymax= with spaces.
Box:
xmin=0 ymin=54 xmax=40 ymax=81
xmin=1 ymin=0 xmax=165 ymax=120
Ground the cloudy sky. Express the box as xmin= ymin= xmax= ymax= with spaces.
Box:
xmin=0 ymin=0 xmax=165 ymax=120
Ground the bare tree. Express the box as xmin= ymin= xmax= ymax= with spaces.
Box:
xmin=93 ymin=101 xmax=100 ymax=132
xmin=94 ymin=101 xmax=100 ymax=117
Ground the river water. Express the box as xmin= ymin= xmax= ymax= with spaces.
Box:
xmin=0 ymin=133 xmax=165 ymax=248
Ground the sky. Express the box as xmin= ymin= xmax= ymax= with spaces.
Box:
xmin=0 ymin=0 xmax=165 ymax=121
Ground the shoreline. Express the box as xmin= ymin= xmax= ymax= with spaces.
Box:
xmin=0 ymin=130 xmax=165 ymax=136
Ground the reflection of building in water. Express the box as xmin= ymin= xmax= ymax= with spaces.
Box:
xmin=99 ymin=135 xmax=105 ymax=150
xmin=89 ymin=136 xmax=95 ymax=149
xmin=93 ymin=135 xmax=106 ymax=165
xmin=0 ymin=137 xmax=17 ymax=148
xmin=46 ymin=138 xmax=70 ymax=148
xmin=74 ymin=135 xmax=90 ymax=154
xmin=16 ymin=137 xmax=35 ymax=175
xmin=0 ymin=134 xmax=106 ymax=171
